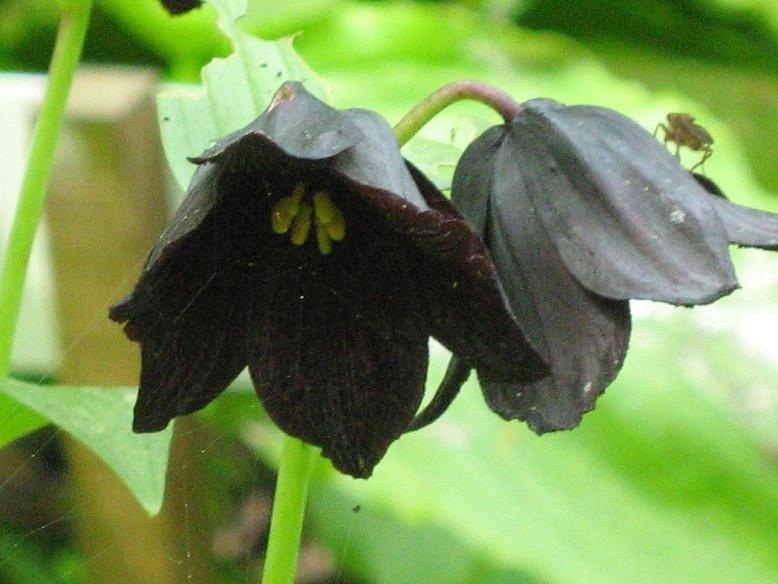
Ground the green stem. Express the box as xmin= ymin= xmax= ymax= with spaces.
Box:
xmin=393 ymin=80 xmax=521 ymax=147
xmin=0 ymin=0 xmax=92 ymax=374
xmin=262 ymin=435 xmax=317 ymax=584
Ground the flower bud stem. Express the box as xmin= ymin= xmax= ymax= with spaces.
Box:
xmin=393 ymin=80 xmax=521 ymax=146
xmin=262 ymin=435 xmax=318 ymax=584
xmin=0 ymin=0 xmax=93 ymax=374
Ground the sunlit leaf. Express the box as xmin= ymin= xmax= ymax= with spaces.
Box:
xmin=158 ymin=0 xmax=328 ymax=190
xmin=0 ymin=393 xmax=47 ymax=449
xmin=308 ymin=486 xmax=545 ymax=584
xmin=0 ymin=379 xmax=172 ymax=515
xmin=322 ymin=320 xmax=778 ymax=583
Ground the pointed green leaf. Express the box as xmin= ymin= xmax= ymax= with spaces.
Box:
xmin=0 ymin=393 xmax=47 ymax=449
xmin=0 ymin=379 xmax=172 ymax=515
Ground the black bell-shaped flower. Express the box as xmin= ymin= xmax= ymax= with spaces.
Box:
xmin=438 ymin=98 xmax=778 ymax=434
xmin=110 ymin=82 xmax=545 ymax=477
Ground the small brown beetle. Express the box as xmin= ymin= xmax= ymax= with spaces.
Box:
xmin=654 ymin=112 xmax=714 ymax=171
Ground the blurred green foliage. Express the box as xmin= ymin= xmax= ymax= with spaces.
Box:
xmin=1 ymin=0 xmax=778 ymax=583
xmin=0 ymin=378 xmax=172 ymax=515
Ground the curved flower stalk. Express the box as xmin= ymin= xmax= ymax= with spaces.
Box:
xmin=417 ymin=98 xmax=778 ymax=435
xmin=110 ymin=82 xmax=545 ymax=478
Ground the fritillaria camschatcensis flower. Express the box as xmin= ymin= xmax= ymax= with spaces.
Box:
xmin=110 ymin=82 xmax=545 ymax=478
xmin=412 ymin=97 xmax=778 ymax=435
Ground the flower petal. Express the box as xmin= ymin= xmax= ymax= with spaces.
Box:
xmin=481 ymin=190 xmax=631 ymax=432
xmin=190 ymin=82 xmax=362 ymax=165
xmin=406 ymin=162 xmax=548 ymax=382
xmin=710 ymin=198 xmax=778 ymax=250
xmin=245 ymin=235 xmax=429 ymax=478
xmin=109 ymin=217 xmax=248 ymax=432
xmin=694 ymin=174 xmax=778 ymax=250
xmin=141 ymin=164 xmax=220 ymax=278
xmin=331 ymin=110 xmax=430 ymax=211
xmin=453 ymin=126 xmax=631 ymax=432
xmin=512 ymin=99 xmax=738 ymax=305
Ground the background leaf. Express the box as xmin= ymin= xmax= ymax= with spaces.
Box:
xmin=157 ymin=0 xmax=329 ymax=190
xmin=0 ymin=379 xmax=172 ymax=515
xmin=0 ymin=393 xmax=47 ymax=450
xmin=314 ymin=317 xmax=778 ymax=583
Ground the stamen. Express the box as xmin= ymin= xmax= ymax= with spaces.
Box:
xmin=271 ymin=183 xmax=305 ymax=234
xmin=325 ymin=208 xmax=346 ymax=241
xmin=273 ymin=185 xmax=347 ymax=254
xmin=313 ymin=190 xmax=346 ymax=244
xmin=316 ymin=221 xmax=333 ymax=255
xmin=313 ymin=191 xmax=338 ymax=223
xmin=290 ymin=202 xmax=312 ymax=245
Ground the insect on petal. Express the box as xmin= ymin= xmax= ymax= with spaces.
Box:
xmin=512 ymin=99 xmax=738 ymax=306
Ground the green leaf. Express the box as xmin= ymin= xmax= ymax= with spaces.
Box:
xmin=158 ymin=0 xmax=328 ymax=190
xmin=401 ymin=137 xmax=460 ymax=192
xmin=0 ymin=378 xmax=172 ymax=515
xmin=323 ymin=332 xmax=778 ymax=583
xmin=308 ymin=486 xmax=546 ymax=584
xmin=96 ymin=0 xmax=227 ymax=77
xmin=0 ymin=393 xmax=47 ymax=449
xmin=0 ymin=526 xmax=62 ymax=584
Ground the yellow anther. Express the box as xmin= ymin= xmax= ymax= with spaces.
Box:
xmin=290 ymin=182 xmax=305 ymax=202
xmin=316 ymin=223 xmax=333 ymax=255
xmin=290 ymin=202 xmax=312 ymax=245
xmin=325 ymin=207 xmax=346 ymax=241
xmin=273 ymin=184 xmax=346 ymax=254
xmin=271 ymin=183 xmax=305 ymax=234
xmin=313 ymin=191 xmax=338 ymax=224
xmin=313 ymin=191 xmax=346 ymax=243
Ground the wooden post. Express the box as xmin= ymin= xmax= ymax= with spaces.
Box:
xmin=45 ymin=67 xmax=217 ymax=584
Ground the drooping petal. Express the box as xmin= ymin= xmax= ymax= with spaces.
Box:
xmin=482 ymin=180 xmax=632 ymax=432
xmin=511 ymin=99 xmax=738 ymax=306
xmin=332 ymin=111 xmax=429 ymax=210
xmin=451 ymin=126 xmax=549 ymax=361
xmin=694 ymin=174 xmax=778 ymax=250
xmin=452 ymin=127 xmax=631 ymax=432
xmin=141 ymin=164 xmax=220 ymax=277
xmin=190 ymin=82 xmax=362 ymax=165
xmin=109 ymin=214 xmax=248 ymax=432
xmin=710 ymin=198 xmax=778 ymax=250
xmin=244 ymin=212 xmax=430 ymax=478
xmin=403 ymin=162 xmax=547 ymax=382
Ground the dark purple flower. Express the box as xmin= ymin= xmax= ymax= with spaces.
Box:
xmin=110 ymin=82 xmax=545 ymax=477
xmin=414 ymin=98 xmax=778 ymax=435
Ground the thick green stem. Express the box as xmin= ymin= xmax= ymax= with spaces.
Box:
xmin=393 ymin=80 xmax=521 ymax=147
xmin=262 ymin=435 xmax=317 ymax=584
xmin=0 ymin=0 xmax=93 ymax=375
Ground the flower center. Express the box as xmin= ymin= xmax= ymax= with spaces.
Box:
xmin=271 ymin=182 xmax=346 ymax=255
